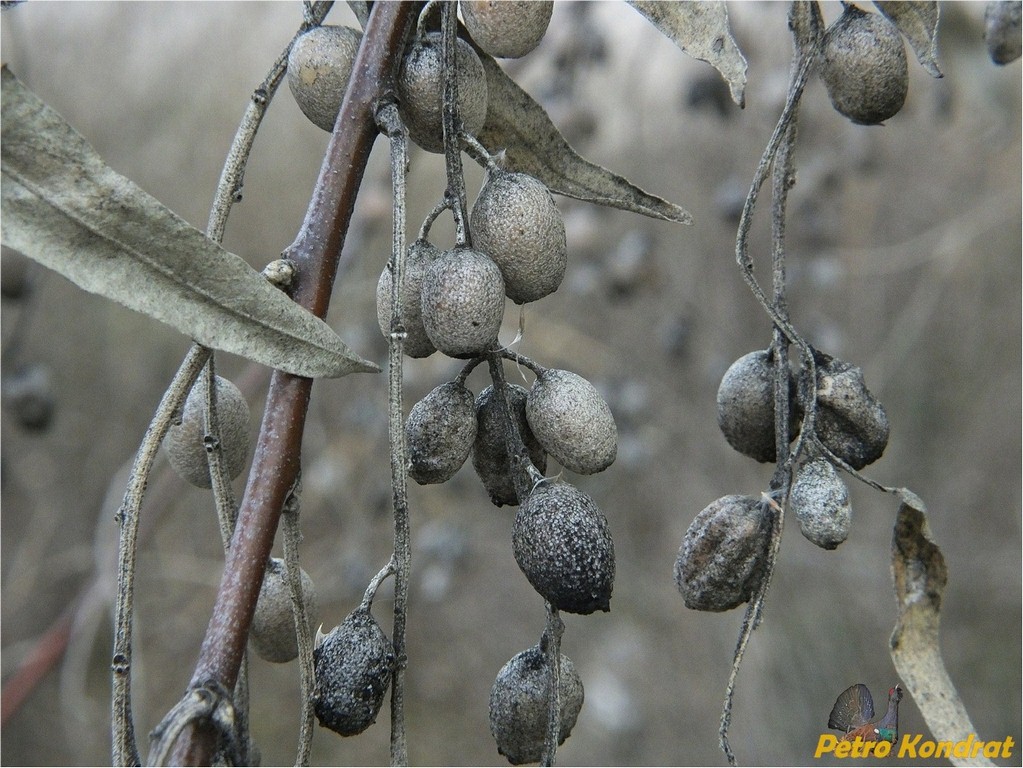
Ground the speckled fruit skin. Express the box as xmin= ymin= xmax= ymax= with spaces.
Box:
xmin=513 ymin=481 xmax=615 ymax=614
xmin=716 ymin=349 xmax=799 ymax=464
xmin=249 ymin=558 xmax=319 ymax=664
xmin=313 ymin=609 xmax=395 ymax=737
xmin=470 ymin=169 xmax=567 ymax=304
xmin=525 ymin=369 xmax=616 ymax=475
xmin=471 ymin=384 xmax=547 ymax=506
xmin=790 ymin=458 xmax=851 ymax=550
xmin=406 ymin=381 xmax=478 ymax=484
xmin=985 ymin=1 xmax=1023 ymax=65
xmin=376 ymin=239 xmax=443 ymax=359
xmin=821 ymin=5 xmax=908 ymax=125
xmin=462 ymin=0 xmax=554 ymax=59
xmin=396 ymin=31 xmax=488 ymax=153
xmin=287 ymin=25 xmax=362 ymax=132
xmin=814 ymin=355 xmax=889 ymax=470
xmin=163 ymin=375 xmax=250 ymax=488
xmin=489 ymin=644 xmax=583 ymax=765
xmin=420 ymin=248 xmax=505 ymax=358
xmin=674 ymin=495 xmax=768 ymax=612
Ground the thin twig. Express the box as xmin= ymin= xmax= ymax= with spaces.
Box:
xmin=441 ymin=0 xmax=470 ymax=247
xmin=540 ymin=604 xmax=565 ymax=767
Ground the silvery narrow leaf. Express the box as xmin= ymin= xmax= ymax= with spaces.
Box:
xmin=628 ymin=0 xmax=748 ymax=108
xmin=874 ymin=1 xmax=943 ymax=78
xmin=476 ymin=55 xmax=691 ymax=225
xmin=0 ymin=67 xmax=378 ymax=379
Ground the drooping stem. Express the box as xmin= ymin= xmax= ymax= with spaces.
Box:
xmin=168 ymin=4 xmax=419 ymax=763
xmin=540 ymin=604 xmax=565 ymax=767
xmin=441 ymin=0 xmax=470 ymax=247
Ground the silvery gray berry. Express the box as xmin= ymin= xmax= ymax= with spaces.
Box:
xmin=472 ymin=384 xmax=547 ymax=506
xmin=406 ymin=381 xmax=477 ymax=485
xmin=513 ymin=480 xmax=614 ymax=614
xmin=790 ymin=458 xmax=852 ymax=550
xmin=525 ymin=368 xmax=617 ymax=475
xmin=376 ymin=239 xmax=442 ymax=359
xmin=462 ymin=0 xmax=554 ymax=59
xmin=716 ymin=349 xmax=799 ymax=464
xmin=489 ymin=644 xmax=584 ymax=765
xmin=249 ymin=557 xmax=319 ymax=664
xmin=287 ymin=25 xmax=363 ymax=132
xmin=674 ymin=495 xmax=768 ymax=612
xmin=814 ymin=354 xmax=889 ymax=470
xmin=421 ymin=248 xmax=506 ymax=358
xmin=985 ymin=1 xmax=1022 ymax=65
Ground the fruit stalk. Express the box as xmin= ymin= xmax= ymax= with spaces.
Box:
xmin=169 ymin=4 xmax=419 ymax=763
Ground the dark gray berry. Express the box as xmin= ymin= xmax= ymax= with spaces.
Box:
xmin=525 ymin=368 xmax=616 ymax=475
xmin=513 ymin=481 xmax=615 ymax=614
xmin=814 ymin=355 xmax=889 ymax=470
xmin=313 ymin=608 xmax=395 ymax=737
xmin=674 ymin=495 xmax=768 ymax=612
xmin=376 ymin=239 xmax=442 ymax=359
xmin=287 ymin=25 xmax=362 ymax=132
xmin=472 ymin=384 xmax=547 ymax=507
xmin=1 ymin=363 xmax=55 ymax=432
xmin=462 ymin=0 xmax=554 ymax=59
xmin=985 ymin=1 xmax=1022 ymax=65
xmin=420 ymin=248 xmax=505 ymax=358
xmin=489 ymin=644 xmax=584 ymax=765
xmin=821 ymin=5 xmax=908 ymax=125
xmin=1 ymin=244 xmax=33 ymax=300
xmin=469 ymin=168 xmax=567 ymax=304
xmin=790 ymin=459 xmax=852 ymax=550
xmin=406 ymin=381 xmax=478 ymax=484
xmin=249 ymin=558 xmax=319 ymax=664
xmin=162 ymin=375 xmax=250 ymax=488
xmin=716 ymin=349 xmax=799 ymax=463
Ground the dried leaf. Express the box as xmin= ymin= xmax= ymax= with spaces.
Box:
xmin=874 ymin=1 xmax=943 ymax=78
xmin=889 ymin=491 xmax=995 ymax=767
xmin=0 ymin=67 xmax=378 ymax=379
xmin=475 ymin=55 xmax=691 ymax=225
xmin=628 ymin=0 xmax=748 ymax=108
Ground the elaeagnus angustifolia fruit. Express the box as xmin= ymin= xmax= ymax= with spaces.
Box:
xmin=406 ymin=380 xmax=478 ymax=485
xmin=513 ymin=480 xmax=615 ymax=614
xmin=472 ymin=384 xmax=547 ymax=507
xmin=985 ymin=1 xmax=1023 ymax=65
xmin=470 ymin=168 xmax=567 ymax=305
xmin=462 ymin=0 xmax=554 ymax=59
xmin=489 ymin=643 xmax=584 ymax=765
xmin=814 ymin=354 xmax=889 ymax=470
xmin=396 ymin=31 xmax=488 ymax=153
xmin=674 ymin=494 xmax=769 ymax=612
xmin=249 ymin=557 xmax=319 ymax=664
xmin=163 ymin=375 xmax=250 ymax=488
xmin=313 ymin=608 xmax=395 ymax=737
xmin=790 ymin=458 xmax=852 ymax=550
xmin=525 ymin=368 xmax=617 ymax=475
xmin=376 ymin=239 xmax=443 ymax=359
xmin=421 ymin=248 xmax=505 ymax=358
xmin=820 ymin=5 xmax=908 ymax=125
xmin=287 ymin=25 xmax=362 ymax=131
xmin=716 ymin=349 xmax=799 ymax=464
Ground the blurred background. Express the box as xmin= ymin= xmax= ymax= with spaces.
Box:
xmin=1 ymin=2 xmax=1019 ymax=765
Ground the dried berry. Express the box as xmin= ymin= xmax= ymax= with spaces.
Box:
xmin=790 ymin=458 xmax=852 ymax=550
xmin=313 ymin=608 xmax=395 ymax=737
xmin=462 ymin=0 xmax=554 ymax=59
xmin=985 ymin=1 xmax=1022 ymax=65
xmin=821 ymin=5 xmax=908 ymax=125
xmin=513 ymin=480 xmax=614 ymax=614
xmin=376 ymin=239 xmax=443 ymax=359
xmin=525 ymin=368 xmax=616 ymax=475
xmin=287 ymin=25 xmax=362 ymax=132
xmin=814 ymin=355 xmax=889 ymax=470
xmin=470 ymin=168 xmax=567 ymax=304
xmin=420 ymin=248 xmax=505 ymax=358
xmin=249 ymin=558 xmax=319 ymax=664
xmin=472 ymin=384 xmax=547 ymax=506
xmin=396 ymin=31 xmax=488 ymax=153
xmin=1 ymin=363 xmax=55 ymax=432
xmin=489 ymin=644 xmax=584 ymax=765
xmin=716 ymin=349 xmax=799 ymax=464
xmin=406 ymin=380 xmax=478 ymax=484
xmin=674 ymin=494 xmax=768 ymax=612
xmin=162 ymin=375 xmax=250 ymax=488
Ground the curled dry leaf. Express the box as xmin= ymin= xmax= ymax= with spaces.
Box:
xmin=0 ymin=67 xmax=377 ymax=379
xmin=628 ymin=0 xmax=748 ymax=108
xmin=890 ymin=490 xmax=994 ymax=767
xmin=874 ymin=1 xmax=943 ymax=78
xmin=475 ymin=54 xmax=692 ymax=225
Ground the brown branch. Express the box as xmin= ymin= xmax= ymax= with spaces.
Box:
xmin=168 ymin=3 xmax=419 ymax=763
